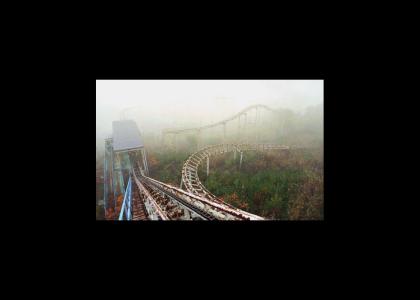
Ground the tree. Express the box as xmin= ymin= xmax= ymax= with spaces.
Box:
xmin=224 ymin=192 xmax=248 ymax=210
xmin=288 ymin=173 xmax=323 ymax=220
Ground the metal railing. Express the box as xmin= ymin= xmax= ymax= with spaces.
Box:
xmin=118 ymin=176 xmax=132 ymax=220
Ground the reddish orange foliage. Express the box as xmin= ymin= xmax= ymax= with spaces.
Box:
xmin=225 ymin=192 xmax=248 ymax=210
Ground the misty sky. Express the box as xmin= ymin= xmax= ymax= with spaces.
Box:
xmin=96 ymin=80 xmax=323 ymax=141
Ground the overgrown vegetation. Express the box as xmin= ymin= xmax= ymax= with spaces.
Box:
xmin=147 ymin=148 xmax=323 ymax=220
xmin=148 ymin=151 xmax=189 ymax=187
xmin=146 ymin=105 xmax=324 ymax=220
xmin=203 ymin=150 xmax=323 ymax=220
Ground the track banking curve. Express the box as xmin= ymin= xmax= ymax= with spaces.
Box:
xmin=181 ymin=143 xmax=289 ymax=204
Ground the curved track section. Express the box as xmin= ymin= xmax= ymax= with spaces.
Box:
xmin=162 ymin=104 xmax=282 ymax=135
xmin=138 ymin=173 xmax=263 ymax=220
xmin=181 ymin=143 xmax=289 ymax=203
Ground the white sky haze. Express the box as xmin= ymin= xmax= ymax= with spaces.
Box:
xmin=96 ymin=80 xmax=323 ymax=140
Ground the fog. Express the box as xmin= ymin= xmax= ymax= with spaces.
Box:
xmin=96 ymin=80 xmax=323 ymax=149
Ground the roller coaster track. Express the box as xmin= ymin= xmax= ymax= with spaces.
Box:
xmin=114 ymin=104 xmax=292 ymax=221
xmin=123 ymin=143 xmax=288 ymax=220
xmin=162 ymin=104 xmax=282 ymax=135
xmin=181 ymin=144 xmax=290 ymax=203
xmin=128 ymin=166 xmax=264 ymax=220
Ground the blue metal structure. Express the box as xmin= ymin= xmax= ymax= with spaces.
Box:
xmin=118 ymin=176 xmax=132 ymax=220
xmin=103 ymin=120 xmax=150 ymax=220
xmin=112 ymin=120 xmax=144 ymax=152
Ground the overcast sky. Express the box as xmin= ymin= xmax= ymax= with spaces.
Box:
xmin=96 ymin=80 xmax=323 ymax=140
